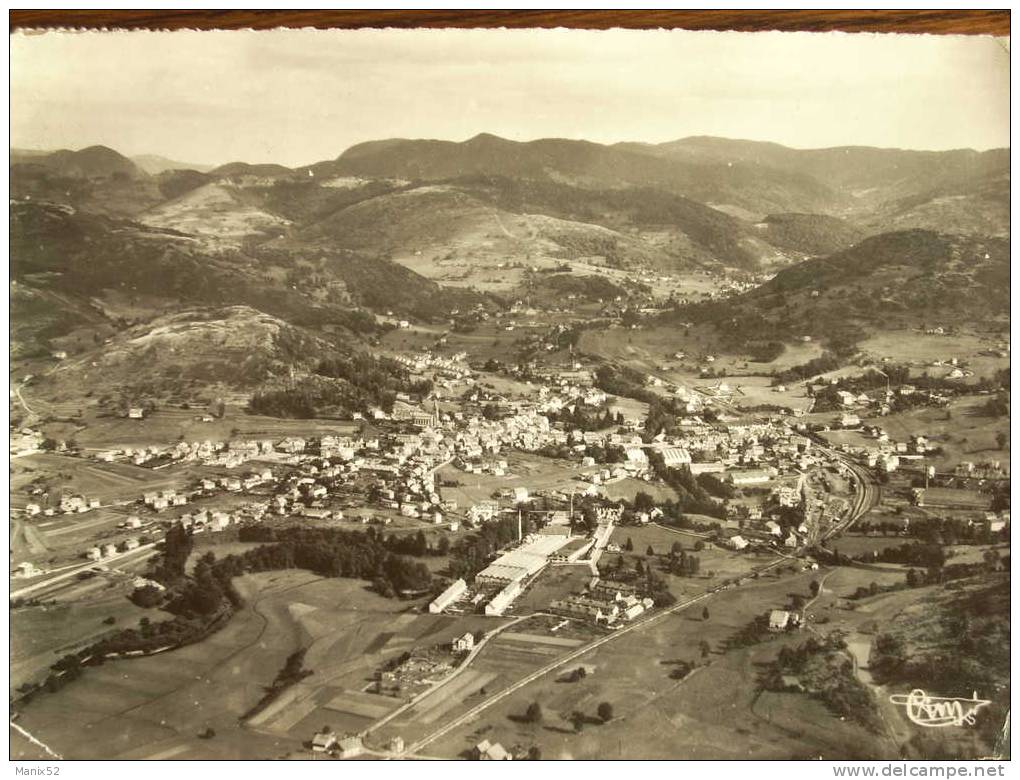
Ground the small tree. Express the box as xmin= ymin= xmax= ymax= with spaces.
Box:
xmin=699 ymin=640 xmax=711 ymax=659
xmin=693 ymin=540 xmax=705 ymax=552
xmin=702 ymin=607 xmax=710 ymax=621
xmin=671 ymin=541 xmax=684 ymax=555
xmin=597 ymin=702 xmax=614 ymax=723
xmin=809 ymin=579 xmax=821 ymax=597
xmin=624 ymin=537 xmax=634 ymax=552
xmin=646 ymin=545 xmax=655 ymax=557
xmin=525 ymin=701 xmax=543 ymax=724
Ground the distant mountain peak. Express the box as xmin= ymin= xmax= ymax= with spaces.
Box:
xmin=466 ymin=132 xmax=506 ymax=144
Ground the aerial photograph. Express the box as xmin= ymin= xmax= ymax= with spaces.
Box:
xmin=8 ymin=22 xmax=1010 ymax=762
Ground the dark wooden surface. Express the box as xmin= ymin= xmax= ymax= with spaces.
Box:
xmin=8 ymin=9 xmax=1010 ymax=35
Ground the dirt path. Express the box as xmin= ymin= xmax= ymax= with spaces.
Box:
xmin=489 ymin=209 xmax=515 ymax=240
xmin=845 ymin=635 xmax=914 ymax=758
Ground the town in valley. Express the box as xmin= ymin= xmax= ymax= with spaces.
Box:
xmin=9 ymin=26 xmax=1010 ymax=763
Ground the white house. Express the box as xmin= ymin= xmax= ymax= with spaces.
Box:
xmin=452 ymin=632 xmax=475 ymax=652
xmin=769 ymin=609 xmax=792 ymax=631
xmin=726 ymin=535 xmax=749 ymax=551
xmin=311 ymin=730 xmax=336 ymax=753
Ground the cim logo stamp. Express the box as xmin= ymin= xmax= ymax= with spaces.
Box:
xmin=889 ymin=689 xmax=992 ymax=728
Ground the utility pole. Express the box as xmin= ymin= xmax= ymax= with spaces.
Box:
xmin=874 ymin=368 xmax=891 ymax=399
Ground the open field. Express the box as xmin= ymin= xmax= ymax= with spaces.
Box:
xmin=471 ymin=372 xmax=549 ymax=401
xmin=857 ymin=330 xmax=1009 ymax=381
xmin=600 ymin=478 xmax=677 ymax=504
xmin=609 ymin=523 xmax=710 ymax=553
xmin=605 ymin=394 xmax=650 ymax=422
xmin=53 ymin=408 xmax=361 ymax=450
xmin=917 ymin=486 xmax=991 ymax=510
xmin=424 ymin=568 xmax=897 ymax=760
xmin=370 ymin=615 xmax=602 ymax=750
xmin=707 ymin=373 xmax=814 ymax=411
xmin=829 ymin=534 xmax=910 ymax=559
xmin=10 ymin=504 xmax=163 ymax=571
xmin=512 ymin=565 xmax=594 ymax=615
xmin=380 ymin=322 xmax=530 ymax=365
xmin=14 ymin=570 xmax=311 ymax=759
xmin=12 ymin=452 xmax=191 ymax=503
xmin=943 ymin=543 xmax=1008 ymax=567
xmin=818 ymin=429 xmax=871 ymax=450
xmin=11 ymin=588 xmax=168 ymax=693
xmin=866 ymin=393 xmax=1009 ymax=474
xmin=13 ymin=571 xmax=462 ymax=759
xmin=437 ymin=452 xmax=594 ymax=508
xmin=579 ymin=322 xmax=825 ymax=375
xmin=578 ymin=324 xmax=817 ymax=412
xmin=603 ymin=525 xmax=768 ymax=602
xmin=185 ymin=541 xmax=272 ymax=573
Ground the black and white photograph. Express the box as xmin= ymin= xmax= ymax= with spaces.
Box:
xmin=8 ymin=17 xmax=1011 ymax=764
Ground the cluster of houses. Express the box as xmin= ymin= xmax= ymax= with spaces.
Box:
xmin=391 ymin=350 xmax=472 ymax=388
xmin=142 ymin=489 xmax=188 ymax=512
xmin=10 ymin=428 xmax=44 ymax=457
xmin=813 ymin=423 xmax=934 ymax=474
xmin=59 ymin=494 xmax=101 ymax=514
xmin=95 ymin=437 xmax=307 ymax=471
xmin=820 ymin=378 xmax=956 ymax=419
xmin=310 ymin=730 xmax=364 ymax=758
xmin=471 ymin=739 xmax=513 ymax=760
xmin=24 ymin=494 xmax=100 ymax=517
xmin=550 ymin=579 xmax=653 ymax=625
xmin=13 ymin=561 xmax=42 ymax=578
xmin=84 ymin=536 xmax=143 ymax=561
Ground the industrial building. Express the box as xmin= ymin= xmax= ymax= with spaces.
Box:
xmin=428 ymin=578 xmax=468 ymax=614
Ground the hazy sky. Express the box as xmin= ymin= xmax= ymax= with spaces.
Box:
xmin=10 ymin=28 xmax=1010 ymax=168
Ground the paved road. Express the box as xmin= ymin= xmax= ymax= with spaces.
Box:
xmin=401 ymin=450 xmax=879 ymax=758
xmin=10 ymin=720 xmax=63 ymax=760
xmin=10 ymin=544 xmax=158 ymax=600
xmin=360 ymin=613 xmax=532 ymax=740
xmin=401 ymin=584 xmax=724 ymax=756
